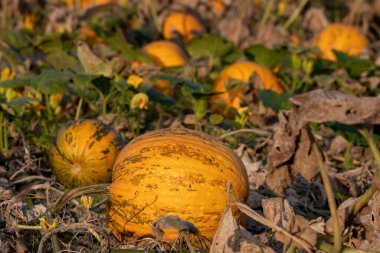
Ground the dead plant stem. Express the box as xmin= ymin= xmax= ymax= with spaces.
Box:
xmin=313 ymin=143 xmax=341 ymax=253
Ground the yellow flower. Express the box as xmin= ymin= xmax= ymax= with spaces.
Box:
xmin=127 ymin=74 xmax=143 ymax=89
xmin=39 ymin=217 xmax=58 ymax=231
xmin=24 ymin=14 xmax=36 ymax=32
xmin=277 ymin=0 xmax=287 ymax=16
xmin=1 ymin=68 xmax=15 ymax=81
xmin=80 ymin=195 xmax=94 ymax=209
xmin=130 ymin=93 xmax=149 ymax=110
xmin=1 ymin=68 xmax=17 ymax=101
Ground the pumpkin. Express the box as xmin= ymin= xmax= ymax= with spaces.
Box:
xmin=143 ymin=40 xmax=187 ymax=68
xmin=162 ymin=12 xmax=204 ymax=43
xmin=66 ymin=0 xmax=119 ymax=9
xmin=48 ymin=119 xmax=124 ymax=188
xmin=108 ymin=128 xmax=249 ymax=241
xmin=210 ymin=61 xmax=283 ymax=116
xmin=79 ymin=26 xmax=104 ymax=44
xmin=312 ymin=23 xmax=368 ymax=61
xmin=143 ymin=41 xmax=188 ymax=95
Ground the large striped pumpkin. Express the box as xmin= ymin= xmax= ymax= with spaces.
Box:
xmin=108 ymin=128 xmax=249 ymax=241
xmin=48 ymin=119 xmax=124 ymax=188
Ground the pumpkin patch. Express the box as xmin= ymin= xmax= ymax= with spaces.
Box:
xmin=1 ymin=1 xmax=380 ymax=252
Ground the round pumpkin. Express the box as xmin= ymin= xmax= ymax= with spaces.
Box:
xmin=143 ymin=41 xmax=187 ymax=95
xmin=162 ymin=12 xmax=204 ymax=43
xmin=48 ymin=119 xmax=124 ymax=188
xmin=143 ymin=40 xmax=187 ymax=68
xmin=66 ymin=0 xmax=119 ymax=10
xmin=312 ymin=23 xmax=368 ymax=61
xmin=108 ymin=128 xmax=249 ymax=241
xmin=210 ymin=61 xmax=283 ymax=116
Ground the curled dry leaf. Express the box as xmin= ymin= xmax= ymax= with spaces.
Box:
xmin=289 ymin=89 xmax=380 ymax=125
xmin=265 ymin=89 xmax=380 ymax=194
xmin=265 ymin=111 xmax=320 ymax=194
xmin=210 ymin=205 xmax=274 ymax=253
xmin=262 ymin=198 xmax=317 ymax=248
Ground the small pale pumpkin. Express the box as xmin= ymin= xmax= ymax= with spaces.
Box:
xmin=48 ymin=119 xmax=124 ymax=188
xmin=162 ymin=12 xmax=204 ymax=43
xmin=108 ymin=128 xmax=249 ymax=241
xmin=312 ymin=23 xmax=368 ymax=61
xmin=210 ymin=61 xmax=283 ymax=116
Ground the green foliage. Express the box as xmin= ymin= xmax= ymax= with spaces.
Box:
xmin=245 ymin=45 xmax=289 ymax=69
xmin=257 ymin=90 xmax=292 ymax=112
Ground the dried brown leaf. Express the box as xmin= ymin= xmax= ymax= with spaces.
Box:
xmin=262 ymin=198 xmax=317 ymax=248
xmin=210 ymin=206 xmax=274 ymax=253
xmin=303 ymin=8 xmax=329 ymax=33
xmin=290 ymin=89 xmax=380 ymax=125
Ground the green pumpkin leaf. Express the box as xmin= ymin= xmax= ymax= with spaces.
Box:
xmin=0 ymin=78 xmax=31 ymax=89
xmin=31 ymin=69 xmax=68 ymax=94
xmin=6 ymin=97 xmax=38 ymax=114
xmin=257 ymin=90 xmax=292 ymax=112
xmin=76 ymin=41 xmax=113 ymax=77
xmin=333 ymin=50 xmax=375 ymax=78
xmin=186 ymin=34 xmax=235 ymax=59
xmin=245 ymin=45 xmax=289 ymax=69
xmin=45 ymin=51 xmax=83 ymax=72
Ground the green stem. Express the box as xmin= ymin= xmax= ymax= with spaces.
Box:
xmin=102 ymin=96 xmax=107 ymax=115
xmin=286 ymin=245 xmax=296 ymax=253
xmin=351 ymin=127 xmax=380 ymax=216
xmin=313 ymin=143 xmax=341 ymax=253
xmin=75 ymin=97 xmax=83 ymax=120
xmin=0 ymin=111 xmax=4 ymax=155
xmin=135 ymin=111 xmax=141 ymax=137
xmin=194 ymin=117 xmax=200 ymax=131
xmin=45 ymin=94 xmax=53 ymax=121
xmin=342 ymin=142 xmax=352 ymax=170
xmin=1 ymin=1 xmax=7 ymax=29
xmin=283 ymin=0 xmax=308 ymax=29
xmin=353 ymin=186 xmax=376 ymax=216
xmin=358 ymin=127 xmax=380 ymax=176
xmin=3 ymin=117 xmax=8 ymax=157
xmin=148 ymin=0 xmax=160 ymax=33
xmin=260 ymin=0 xmax=275 ymax=26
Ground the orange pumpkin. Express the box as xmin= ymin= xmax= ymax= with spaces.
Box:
xmin=312 ymin=23 xmax=368 ymax=61
xmin=143 ymin=40 xmax=187 ymax=68
xmin=108 ymin=128 xmax=249 ymax=241
xmin=66 ymin=0 xmax=119 ymax=9
xmin=48 ymin=119 xmax=124 ymax=188
xmin=162 ymin=12 xmax=204 ymax=43
xmin=143 ymin=41 xmax=188 ymax=95
xmin=210 ymin=61 xmax=283 ymax=116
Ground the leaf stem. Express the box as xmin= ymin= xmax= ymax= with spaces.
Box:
xmin=260 ymin=0 xmax=275 ymax=27
xmin=283 ymin=0 xmax=308 ymax=29
xmin=75 ymin=97 xmax=83 ymax=120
